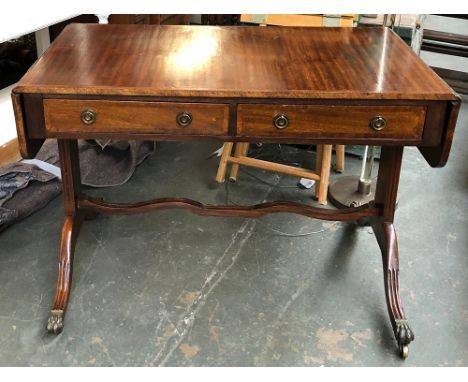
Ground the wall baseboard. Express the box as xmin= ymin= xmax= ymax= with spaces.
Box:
xmin=0 ymin=138 xmax=21 ymax=167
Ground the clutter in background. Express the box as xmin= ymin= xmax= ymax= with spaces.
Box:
xmin=0 ymin=139 xmax=155 ymax=232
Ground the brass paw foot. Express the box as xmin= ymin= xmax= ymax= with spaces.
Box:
xmin=395 ymin=319 xmax=414 ymax=359
xmin=47 ymin=309 xmax=64 ymax=334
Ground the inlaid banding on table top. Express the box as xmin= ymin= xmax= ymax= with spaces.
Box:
xmin=77 ymin=196 xmax=380 ymax=221
xmin=15 ymin=24 xmax=458 ymax=101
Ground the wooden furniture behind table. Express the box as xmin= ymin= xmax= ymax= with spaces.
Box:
xmin=216 ymin=141 xmax=333 ymax=204
xmin=422 ymin=15 xmax=468 ymax=94
xmin=12 ymin=24 xmax=460 ymax=359
xmin=0 ymin=138 xmax=21 ymax=167
xmin=240 ymin=14 xmax=358 ymax=27
xmin=216 ymin=15 xmax=355 ymax=202
xmin=108 ymin=14 xmax=190 ymax=26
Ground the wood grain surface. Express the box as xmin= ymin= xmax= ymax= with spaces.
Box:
xmin=44 ymin=99 xmax=229 ymax=135
xmin=0 ymin=138 xmax=21 ymax=166
xmin=237 ymin=104 xmax=426 ymax=140
xmin=78 ymin=196 xmax=380 ymax=221
xmin=15 ymin=24 xmax=457 ymax=100
xmin=11 ymin=92 xmax=44 ymax=158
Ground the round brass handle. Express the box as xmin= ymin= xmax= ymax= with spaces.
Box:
xmin=370 ymin=116 xmax=387 ymax=131
xmin=80 ymin=109 xmax=96 ymax=125
xmin=273 ymin=114 xmax=289 ymax=129
xmin=176 ymin=112 xmax=192 ymax=127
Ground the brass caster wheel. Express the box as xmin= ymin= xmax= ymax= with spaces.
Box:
xmin=395 ymin=319 xmax=414 ymax=359
xmin=399 ymin=345 xmax=409 ymax=359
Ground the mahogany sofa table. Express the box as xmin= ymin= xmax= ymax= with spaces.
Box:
xmin=12 ymin=24 xmax=460 ymax=359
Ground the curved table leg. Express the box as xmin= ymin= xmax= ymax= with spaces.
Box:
xmin=47 ymin=214 xmax=83 ymax=334
xmin=372 ymin=146 xmax=414 ymax=358
xmin=372 ymin=220 xmax=415 ymax=358
xmin=47 ymin=139 xmax=85 ymax=334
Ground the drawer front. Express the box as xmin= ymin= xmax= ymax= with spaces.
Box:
xmin=237 ymin=104 xmax=426 ymax=140
xmin=44 ymin=99 xmax=229 ymax=136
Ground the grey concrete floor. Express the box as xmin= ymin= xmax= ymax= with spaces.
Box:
xmin=0 ymin=99 xmax=467 ymax=366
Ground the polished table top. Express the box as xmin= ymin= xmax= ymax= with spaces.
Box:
xmin=13 ymin=24 xmax=461 ymax=169
xmin=16 ymin=24 xmax=457 ymax=100
xmin=11 ymin=24 xmax=462 ymax=357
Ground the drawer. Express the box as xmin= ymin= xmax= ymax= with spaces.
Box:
xmin=237 ymin=104 xmax=426 ymax=140
xmin=44 ymin=99 xmax=229 ymax=136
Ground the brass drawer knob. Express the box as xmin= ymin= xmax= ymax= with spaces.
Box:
xmin=80 ymin=109 xmax=96 ymax=125
xmin=273 ymin=114 xmax=289 ymax=129
xmin=176 ymin=112 xmax=192 ymax=127
xmin=370 ymin=116 xmax=387 ymax=131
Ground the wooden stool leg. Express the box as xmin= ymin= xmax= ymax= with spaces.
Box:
xmin=317 ymin=144 xmax=332 ymax=205
xmin=216 ymin=142 xmax=234 ymax=183
xmin=315 ymin=145 xmax=324 ymax=200
xmin=335 ymin=144 xmax=345 ymax=173
xmin=229 ymin=143 xmax=250 ymax=182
